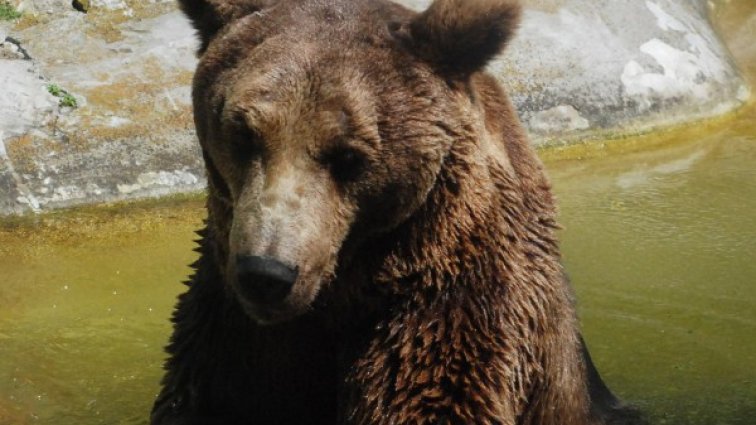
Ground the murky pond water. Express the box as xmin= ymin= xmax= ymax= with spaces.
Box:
xmin=545 ymin=103 xmax=756 ymax=425
xmin=2 ymin=3 xmax=755 ymax=425
xmin=0 ymin=200 xmax=204 ymax=424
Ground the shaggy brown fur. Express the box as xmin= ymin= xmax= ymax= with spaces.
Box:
xmin=152 ymin=0 xmax=642 ymax=424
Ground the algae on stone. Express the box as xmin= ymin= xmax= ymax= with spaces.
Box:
xmin=0 ymin=2 xmax=21 ymax=20
xmin=46 ymin=84 xmax=78 ymax=108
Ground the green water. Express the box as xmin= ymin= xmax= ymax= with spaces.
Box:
xmin=2 ymin=2 xmax=755 ymax=423
xmin=0 ymin=201 xmax=204 ymax=424
xmin=549 ymin=106 xmax=756 ymax=425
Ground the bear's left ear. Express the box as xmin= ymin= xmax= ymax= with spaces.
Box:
xmin=179 ymin=0 xmax=272 ymax=52
xmin=406 ymin=0 xmax=521 ymax=78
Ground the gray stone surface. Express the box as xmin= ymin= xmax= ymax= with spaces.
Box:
xmin=0 ymin=0 xmax=751 ymax=216
xmin=0 ymin=60 xmax=57 ymax=135
xmin=9 ymin=0 xmax=165 ymax=14
xmin=10 ymin=0 xmax=74 ymax=15
xmin=405 ymin=0 xmax=750 ymax=142
xmin=0 ymin=139 xmax=26 ymax=215
xmin=0 ymin=5 xmax=204 ymax=216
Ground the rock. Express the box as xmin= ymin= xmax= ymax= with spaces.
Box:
xmin=10 ymin=0 xmax=74 ymax=15
xmin=529 ymin=105 xmax=590 ymax=134
xmin=0 ymin=0 xmax=751 ymax=216
xmin=10 ymin=0 xmax=128 ymax=15
xmin=0 ymin=60 xmax=58 ymax=137
xmin=90 ymin=0 xmax=127 ymax=10
xmin=1 ymin=36 xmax=32 ymax=59
xmin=404 ymin=0 xmax=749 ymax=144
xmin=0 ymin=134 xmax=28 ymax=215
xmin=0 ymin=6 xmax=203 ymax=216
xmin=506 ymin=0 xmax=748 ymax=143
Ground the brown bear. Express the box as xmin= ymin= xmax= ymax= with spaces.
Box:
xmin=152 ymin=0 xmax=642 ymax=424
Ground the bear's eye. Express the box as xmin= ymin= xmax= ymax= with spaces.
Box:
xmin=322 ymin=146 xmax=367 ymax=183
xmin=230 ymin=127 xmax=263 ymax=162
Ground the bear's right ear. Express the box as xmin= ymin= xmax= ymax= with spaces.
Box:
xmin=405 ymin=0 xmax=521 ymax=78
xmin=179 ymin=0 xmax=270 ymax=52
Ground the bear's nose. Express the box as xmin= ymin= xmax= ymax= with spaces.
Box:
xmin=235 ymin=255 xmax=298 ymax=304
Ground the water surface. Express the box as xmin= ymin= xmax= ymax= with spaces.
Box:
xmin=0 ymin=200 xmax=204 ymax=424
xmin=547 ymin=103 xmax=756 ymax=425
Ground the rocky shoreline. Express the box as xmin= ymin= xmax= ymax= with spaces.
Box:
xmin=0 ymin=0 xmax=750 ymax=216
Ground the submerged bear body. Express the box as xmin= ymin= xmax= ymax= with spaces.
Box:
xmin=152 ymin=0 xmax=641 ymax=424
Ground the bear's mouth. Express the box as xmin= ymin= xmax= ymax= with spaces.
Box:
xmin=235 ymin=294 xmax=305 ymax=325
xmin=239 ymin=302 xmax=291 ymax=325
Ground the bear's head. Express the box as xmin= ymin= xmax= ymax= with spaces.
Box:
xmin=182 ymin=0 xmax=521 ymax=323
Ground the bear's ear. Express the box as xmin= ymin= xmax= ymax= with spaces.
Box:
xmin=179 ymin=0 xmax=271 ymax=52
xmin=407 ymin=0 xmax=521 ymax=78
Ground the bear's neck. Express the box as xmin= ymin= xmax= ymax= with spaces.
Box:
xmin=352 ymin=137 xmax=561 ymax=300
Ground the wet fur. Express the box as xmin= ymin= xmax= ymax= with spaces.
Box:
xmin=153 ymin=0 xmax=643 ymax=424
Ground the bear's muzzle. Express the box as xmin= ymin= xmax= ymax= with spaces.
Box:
xmin=235 ymin=255 xmax=299 ymax=305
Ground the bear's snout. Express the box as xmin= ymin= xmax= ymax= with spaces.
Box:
xmin=235 ymin=255 xmax=299 ymax=305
